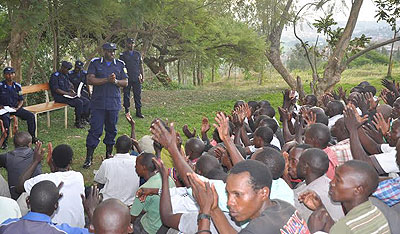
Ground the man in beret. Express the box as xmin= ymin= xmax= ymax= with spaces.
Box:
xmin=49 ymin=61 xmax=90 ymax=129
xmin=120 ymin=38 xmax=145 ymax=118
xmin=83 ymin=42 xmax=128 ymax=168
xmin=0 ymin=67 xmax=36 ymax=149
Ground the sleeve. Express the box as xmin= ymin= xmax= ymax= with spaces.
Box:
xmin=130 ymin=196 xmax=145 ymax=216
xmin=0 ymin=153 xmax=7 ymax=168
xmin=119 ymin=63 xmax=128 ymax=80
xmin=16 ymin=86 xmax=23 ymax=101
xmin=138 ymin=52 xmax=143 ymax=65
xmin=94 ymin=162 xmax=107 ymax=184
xmin=380 ymin=144 xmax=394 ymax=153
xmin=373 ymin=178 xmax=400 ymax=206
xmin=329 ymin=220 xmax=352 ymax=234
xmin=49 ymin=75 xmax=59 ymax=93
xmin=87 ymin=61 xmax=96 ymax=75
xmin=371 ymin=151 xmax=400 ymax=174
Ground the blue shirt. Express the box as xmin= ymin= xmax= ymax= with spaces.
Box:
xmin=0 ymin=80 xmax=23 ymax=107
xmin=87 ymin=57 xmax=128 ymax=110
xmin=119 ymin=50 xmax=142 ymax=81
xmin=68 ymin=70 xmax=87 ymax=90
xmin=0 ymin=211 xmax=89 ymax=234
xmin=49 ymin=71 xmax=73 ymax=101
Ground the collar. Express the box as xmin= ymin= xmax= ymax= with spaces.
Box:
xmin=1 ymin=80 xmax=15 ymax=88
xmin=100 ymin=57 xmax=116 ymax=65
xmin=114 ymin=153 xmax=132 ymax=158
xmin=22 ymin=212 xmax=52 ymax=224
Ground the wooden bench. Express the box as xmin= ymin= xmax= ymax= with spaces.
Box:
xmin=21 ymin=83 xmax=68 ymax=137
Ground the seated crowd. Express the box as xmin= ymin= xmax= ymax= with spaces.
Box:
xmin=1 ymin=80 xmax=400 ymax=234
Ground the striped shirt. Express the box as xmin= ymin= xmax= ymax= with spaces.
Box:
xmin=330 ymin=200 xmax=390 ymax=234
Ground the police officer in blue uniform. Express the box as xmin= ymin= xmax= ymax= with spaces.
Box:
xmin=68 ymin=60 xmax=91 ymax=101
xmin=49 ymin=61 xmax=90 ymax=128
xmin=0 ymin=67 xmax=36 ymax=149
xmin=120 ymin=38 xmax=145 ymax=118
xmin=83 ymin=42 xmax=128 ymax=168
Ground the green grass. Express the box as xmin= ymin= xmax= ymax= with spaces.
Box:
xmin=1 ymin=63 xmax=399 ymax=184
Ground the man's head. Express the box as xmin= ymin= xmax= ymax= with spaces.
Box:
xmin=304 ymin=123 xmax=331 ymax=149
xmin=348 ymin=92 xmax=361 ymax=107
xmin=259 ymin=118 xmax=278 ymax=133
xmin=387 ymin=118 xmax=400 ymax=147
xmin=304 ymin=95 xmax=318 ymax=107
xmin=125 ymin=38 xmax=135 ymax=51
xmin=251 ymin=147 xmax=285 ymax=180
xmin=234 ymin=100 xmax=245 ymax=109
xmin=115 ymin=135 xmax=132 ymax=154
xmin=257 ymin=100 xmax=271 ymax=109
xmin=13 ymin=131 xmax=32 ymax=148
xmin=226 ymin=160 xmax=272 ymax=222
xmin=196 ymin=154 xmax=227 ymax=181
xmin=74 ymin=60 xmax=84 ymax=72
xmin=329 ymin=160 xmax=379 ymax=203
xmin=60 ymin=61 xmax=72 ymax=74
xmin=135 ymin=153 xmax=156 ymax=177
xmin=184 ymin=138 xmax=205 ymax=160
xmin=310 ymin=107 xmax=329 ymax=125
xmin=254 ymin=115 xmax=271 ymax=129
xmin=247 ymin=101 xmax=258 ymax=114
xmin=103 ymin=42 xmax=117 ymax=61
xmin=3 ymin=67 xmax=15 ymax=82
xmin=376 ymin=104 xmax=392 ymax=122
xmin=364 ymin=85 xmax=376 ymax=96
xmin=263 ymin=106 xmax=276 ymax=118
xmin=326 ymin=100 xmax=344 ymax=118
xmin=288 ymin=144 xmax=312 ymax=179
xmin=296 ymin=148 xmax=329 ymax=181
xmin=391 ymin=97 xmax=400 ymax=119
xmin=52 ymin=144 xmax=73 ymax=170
xmin=89 ymin=198 xmax=133 ymax=234
xmin=253 ymin=126 xmax=274 ymax=148
xmin=330 ymin=117 xmax=349 ymax=142
xmin=27 ymin=180 xmax=60 ymax=216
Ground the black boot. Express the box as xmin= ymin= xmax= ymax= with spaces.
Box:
xmin=1 ymin=140 xmax=7 ymax=150
xmin=83 ymin=147 xmax=94 ymax=168
xmin=75 ymin=117 xmax=84 ymax=129
xmin=106 ymin=144 xmax=113 ymax=159
xmin=124 ymin=107 xmax=129 ymax=114
xmin=136 ymin=108 xmax=144 ymax=118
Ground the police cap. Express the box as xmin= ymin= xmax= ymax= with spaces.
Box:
xmin=3 ymin=67 xmax=15 ymax=74
xmin=75 ymin=60 xmax=84 ymax=68
xmin=102 ymin=42 xmax=117 ymax=50
xmin=126 ymin=38 xmax=135 ymax=44
xmin=61 ymin=61 xmax=73 ymax=70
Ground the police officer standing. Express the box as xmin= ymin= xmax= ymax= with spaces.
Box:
xmin=120 ymin=38 xmax=145 ymax=118
xmin=49 ymin=61 xmax=90 ymax=128
xmin=0 ymin=67 xmax=36 ymax=149
xmin=83 ymin=42 xmax=128 ymax=168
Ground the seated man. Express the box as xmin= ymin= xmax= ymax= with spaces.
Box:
xmin=130 ymin=152 xmax=175 ymax=234
xmin=0 ymin=131 xmax=42 ymax=200
xmin=0 ymin=67 xmax=36 ymax=149
xmin=49 ymin=61 xmax=90 ymax=128
xmin=68 ymin=60 xmax=91 ymax=100
xmin=18 ymin=143 xmax=85 ymax=228
xmin=94 ymin=135 xmax=140 ymax=206
xmin=0 ymin=180 xmax=89 ymax=233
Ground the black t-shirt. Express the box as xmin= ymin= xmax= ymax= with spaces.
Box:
xmin=239 ymin=199 xmax=310 ymax=234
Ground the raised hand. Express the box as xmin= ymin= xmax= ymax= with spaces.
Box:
xmin=81 ymin=185 xmax=102 ymax=222
xmin=187 ymin=173 xmax=218 ymax=214
xmin=151 ymin=120 xmax=178 ymax=151
xmin=125 ymin=112 xmax=135 ymax=126
xmin=354 ymin=93 xmax=369 ymax=114
xmin=373 ymin=112 xmax=390 ymax=135
xmin=282 ymin=151 xmax=289 ymax=177
xmin=136 ymin=188 xmax=159 ymax=202
xmin=231 ymin=112 xmax=243 ymax=130
xmin=213 ymin=112 xmax=230 ymax=142
xmin=33 ymin=141 xmax=45 ymax=163
xmin=298 ymin=191 xmax=323 ymax=211
xmin=201 ymin=117 xmax=210 ymax=134
xmin=182 ymin=124 xmax=196 ymax=139
xmin=364 ymin=92 xmax=379 ymax=111
xmin=382 ymin=78 xmax=399 ymax=95
xmin=322 ymin=93 xmax=333 ymax=107
xmin=362 ymin=123 xmax=384 ymax=144
xmin=243 ymin=103 xmax=252 ymax=119
xmin=278 ymin=107 xmax=292 ymax=121
xmin=343 ymin=104 xmax=367 ymax=132
xmin=380 ymin=88 xmax=397 ymax=106
xmin=303 ymin=110 xmax=316 ymax=126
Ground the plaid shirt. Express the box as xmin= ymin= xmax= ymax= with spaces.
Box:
xmin=329 ymin=138 xmax=353 ymax=165
xmin=373 ymin=177 xmax=400 ymax=207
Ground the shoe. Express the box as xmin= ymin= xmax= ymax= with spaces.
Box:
xmin=75 ymin=121 xmax=84 ymax=129
xmin=136 ymin=108 xmax=144 ymax=118
xmin=105 ymin=144 xmax=113 ymax=159
xmin=0 ymin=142 xmax=7 ymax=150
xmin=32 ymin=137 xmax=39 ymax=144
xmin=83 ymin=147 xmax=95 ymax=169
xmin=124 ymin=107 xmax=129 ymax=114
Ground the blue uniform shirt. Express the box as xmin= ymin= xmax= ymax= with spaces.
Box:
xmin=49 ymin=71 xmax=73 ymax=100
xmin=87 ymin=57 xmax=128 ymax=110
xmin=68 ymin=70 xmax=88 ymax=90
xmin=0 ymin=80 xmax=23 ymax=107
xmin=119 ymin=50 xmax=142 ymax=81
xmin=0 ymin=211 xmax=89 ymax=234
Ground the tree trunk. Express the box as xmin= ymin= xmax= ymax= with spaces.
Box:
xmin=227 ymin=63 xmax=233 ymax=80
xmin=387 ymin=30 xmax=397 ymax=78
xmin=211 ymin=64 xmax=215 ymax=83
xmin=177 ymin=59 xmax=181 ymax=84
xmin=196 ymin=60 xmax=201 ymax=86
xmin=143 ymin=57 xmax=172 ymax=86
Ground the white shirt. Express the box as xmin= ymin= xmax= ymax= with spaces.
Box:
xmin=328 ymin=114 xmax=343 ymax=129
xmin=271 ymin=136 xmax=281 ymax=150
xmin=0 ymin=196 xmax=21 ymax=223
xmin=94 ymin=153 xmax=140 ymax=206
xmin=372 ymin=148 xmax=400 ymax=174
xmin=270 ymin=178 xmax=294 ymax=205
xmin=24 ymin=171 xmax=85 ymax=228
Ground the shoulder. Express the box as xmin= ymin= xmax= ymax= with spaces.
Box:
xmin=13 ymin=82 xmax=22 ymax=88
xmin=90 ymin=57 xmax=101 ymax=64
xmin=52 ymin=72 xmax=60 ymax=77
xmin=82 ymin=70 xmax=87 ymax=74
xmin=55 ymin=223 xmax=90 ymax=234
xmin=68 ymin=71 xmax=73 ymax=75
xmin=116 ymin=59 xmax=126 ymax=66
xmin=330 ymin=218 xmax=351 ymax=233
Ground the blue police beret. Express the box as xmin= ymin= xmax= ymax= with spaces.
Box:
xmin=75 ymin=60 xmax=84 ymax=68
xmin=126 ymin=38 xmax=135 ymax=44
xmin=102 ymin=42 xmax=117 ymax=50
xmin=61 ymin=61 xmax=73 ymax=70
xmin=3 ymin=67 xmax=15 ymax=74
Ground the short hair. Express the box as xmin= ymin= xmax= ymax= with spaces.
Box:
xmin=29 ymin=180 xmax=59 ymax=215
xmin=196 ymin=155 xmax=220 ymax=175
xmin=327 ymin=100 xmax=344 ymax=117
xmin=138 ymin=153 xmax=156 ymax=172
xmin=306 ymin=123 xmax=331 ymax=148
xmin=300 ymin=148 xmax=329 ymax=177
xmin=264 ymin=106 xmax=276 ymax=118
xmin=358 ymin=81 xmax=370 ymax=87
xmin=255 ymin=115 xmax=271 ymax=128
xmin=258 ymin=100 xmax=271 ymax=108
xmin=305 ymin=94 xmax=318 ymax=106
xmin=259 ymin=118 xmax=278 ymax=133
xmin=52 ymin=144 xmax=73 ymax=169
xmin=92 ymin=198 xmax=130 ymax=233
xmin=13 ymin=131 xmax=32 ymax=147
xmin=364 ymin=85 xmax=376 ymax=96
xmin=315 ymin=112 xmax=329 ymax=126
xmin=229 ymin=160 xmax=272 ymax=191
xmin=254 ymin=126 xmax=273 ymax=144
xmin=234 ymin=100 xmax=245 ymax=109
xmin=185 ymin=138 xmax=205 ymax=157
xmin=293 ymin=144 xmax=313 ymax=150
xmin=253 ymin=147 xmax=285 ymax=179
xmin=342 ymin=160 xmax=379 ymax=196
xmin=115 ymin=135 xmax=132 ymax=153
xmin=204 ymin=167 xmax=228 ymax=182
xmin=247 ymin=101 xmax=258 ymax=110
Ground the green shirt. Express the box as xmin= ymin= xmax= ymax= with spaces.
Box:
xmin=130 ymin=173 xmax=175 ymax=234
xmin=330 ymin=200 xmax=390 ymax=234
